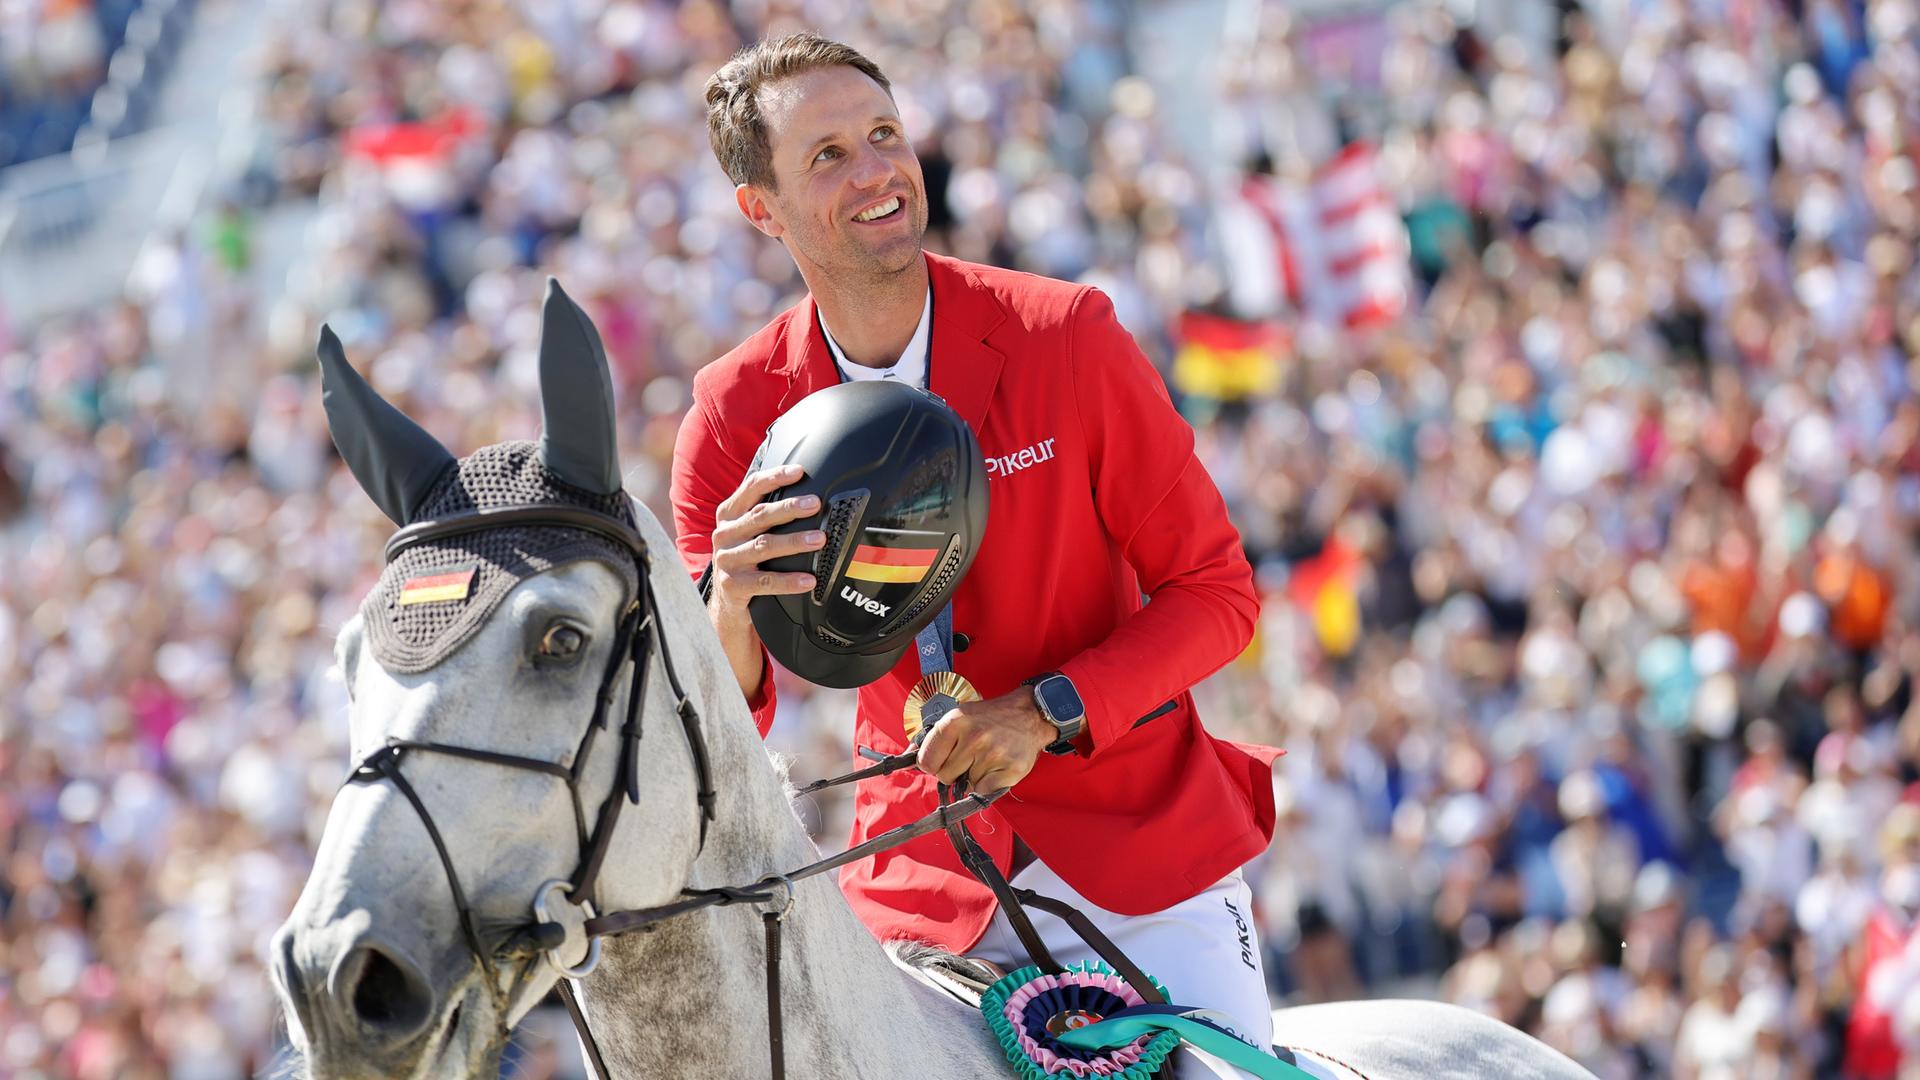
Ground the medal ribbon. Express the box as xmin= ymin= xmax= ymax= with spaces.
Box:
xmin=916 ymin=604 xmax=956 ymax=676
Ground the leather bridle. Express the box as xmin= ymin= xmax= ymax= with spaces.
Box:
xmin=342 ymin=500 xmax=1005 ymax=1079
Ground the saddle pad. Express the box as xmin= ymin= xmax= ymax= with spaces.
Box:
xmin=884 ymin=941 xmax=1002 ymax=1009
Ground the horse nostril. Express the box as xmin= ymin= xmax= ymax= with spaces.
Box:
xmin=275 ymin=928 xmax=302 ymax=996
xmin=273 ymin=927 xmax=315 ymax=1037
xmin=347 ymin=946 xmax=433 ymax=1034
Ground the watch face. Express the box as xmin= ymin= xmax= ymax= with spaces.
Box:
xmin=1037 ymin=677 xmax=1083 ymax=723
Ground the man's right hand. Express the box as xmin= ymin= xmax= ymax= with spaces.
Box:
xmin=706 ymin=463 xmax=826 ymax=698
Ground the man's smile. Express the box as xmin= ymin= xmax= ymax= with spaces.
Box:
xmin=853 ymin=195 xmax=905 ymax=223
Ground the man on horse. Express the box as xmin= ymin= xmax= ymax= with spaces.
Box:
xmin=670 ymin=32 xmax=1285 ymax=1075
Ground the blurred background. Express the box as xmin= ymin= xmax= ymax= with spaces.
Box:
xmin=3 ymin=0 xmax=1920 ymax=1075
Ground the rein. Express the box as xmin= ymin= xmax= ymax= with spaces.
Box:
xmin=559 ymin=776 xmax=1009 ymax=1080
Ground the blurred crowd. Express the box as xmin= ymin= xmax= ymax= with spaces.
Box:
xmin=1199 ymin=0 xmax=1920 ymax=1077
xmin=2 ymin=0 xmax=1919 ymax=1076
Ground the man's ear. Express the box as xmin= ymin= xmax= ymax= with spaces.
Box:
xmin=736 ymin=183 xmax=785 ymax=239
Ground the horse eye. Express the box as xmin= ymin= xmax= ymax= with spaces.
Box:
xmin=540 ymin=624 xmax=586 ymax=658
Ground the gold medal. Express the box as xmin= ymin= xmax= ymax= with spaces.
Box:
xmin=904 ymin=671 xmax=980 ymax=740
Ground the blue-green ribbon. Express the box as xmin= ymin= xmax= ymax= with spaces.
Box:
xmin=1056 ymin=1006 xmax=1322 ymax=1080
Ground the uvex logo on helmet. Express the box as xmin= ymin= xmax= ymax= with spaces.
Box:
xmin=840 ymin=585 xmax=890 ymax=617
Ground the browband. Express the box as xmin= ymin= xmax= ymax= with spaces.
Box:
xmin=384 ymin=503 xmax=650 ymax=566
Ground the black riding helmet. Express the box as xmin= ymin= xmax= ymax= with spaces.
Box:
xmin=746 ymin=381 xmax=988 ymax=688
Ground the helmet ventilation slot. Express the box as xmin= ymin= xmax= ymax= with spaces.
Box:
xmin=811 ymin=489 xmax=868 ymax=604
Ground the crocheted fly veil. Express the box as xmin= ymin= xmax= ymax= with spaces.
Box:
xmin=362 ymin=443 xmax=638 ymax=671
xmin=317 ymin=279 xmax=638 ymax=672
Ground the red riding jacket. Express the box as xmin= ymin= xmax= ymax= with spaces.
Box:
xmin=670 ymin=252 xmax=1281 ymax=952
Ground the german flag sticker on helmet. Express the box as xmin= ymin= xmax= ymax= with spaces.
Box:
xmin=846 ymin=543 xmax=939 ymax=584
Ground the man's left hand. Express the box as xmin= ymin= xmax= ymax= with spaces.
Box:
xmin=916 ymin=689 xmax=1055 ymax=795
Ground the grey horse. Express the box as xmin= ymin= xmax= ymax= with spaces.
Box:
xmin=269 ymin=280 xmax=1594 ymax=1080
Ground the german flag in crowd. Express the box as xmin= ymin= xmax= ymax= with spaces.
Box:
xmin=1171 ymin=311 xmax=1288 ymax=403
xmin=1287 ymin=534 xmax=1364 ymax=657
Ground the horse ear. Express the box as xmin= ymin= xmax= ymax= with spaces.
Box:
xmin=536 ymin=278 xmax=623 ymax=495
xmin=316 ymin=325 xmax=456 ymax=525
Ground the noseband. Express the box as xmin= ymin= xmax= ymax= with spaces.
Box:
xmin=342 ymin=499 xmax=1004 ymax=1078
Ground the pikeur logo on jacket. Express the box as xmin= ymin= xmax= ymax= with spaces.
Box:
xmin=985 ymin=437 xmax=1058 ymax=478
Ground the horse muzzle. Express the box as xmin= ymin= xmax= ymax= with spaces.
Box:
xmin=272 ymin=918 xmax=471 ymax=1079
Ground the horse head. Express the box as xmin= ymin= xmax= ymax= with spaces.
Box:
xmin=270 ymin=281 xmax=710 ymax=1079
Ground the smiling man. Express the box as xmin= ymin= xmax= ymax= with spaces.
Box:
xmin=670 ymin=33 xmax=1284 ymax=1076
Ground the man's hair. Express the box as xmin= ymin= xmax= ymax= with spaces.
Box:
xmin=704 ymin=32 xmax=892 ymax=191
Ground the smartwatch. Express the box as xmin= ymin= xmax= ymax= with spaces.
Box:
xmin=1026 ymin=672 xmax=1087 ymax=755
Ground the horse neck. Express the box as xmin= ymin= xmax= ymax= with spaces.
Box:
xmin=576 ymin=668 xmax=1000 ymax=1078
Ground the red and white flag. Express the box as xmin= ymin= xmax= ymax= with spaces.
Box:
xmin=343 ymin=107 xmax=487 ymax=211
xmin=1219 ymin=142 xmax=1410 ymax=332
xmin=1311 ymin=142 xmax=1410 ymax=330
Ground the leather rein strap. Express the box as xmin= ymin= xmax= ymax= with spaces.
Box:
xmin=563 ymin=784 xmax=1008 ymax=1080
xmin=936 ymin=780 xmax=1166 ymax=1005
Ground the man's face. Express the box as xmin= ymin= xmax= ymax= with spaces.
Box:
xmin=745 ymin=65 xmax=927 ymax=279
